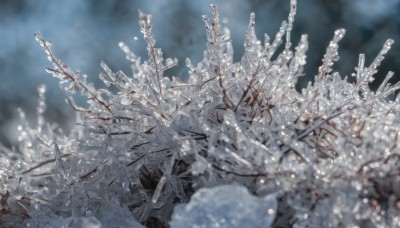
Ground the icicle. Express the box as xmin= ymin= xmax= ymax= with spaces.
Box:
xmin=152 ymin=154 xmax=175 ymax=204
xmin=377 ymin=71 xmax=394 ymax=94
xmin=296 ymin=34 xmax=308 ymax=66
xmin=244 ymin=12 xmax=256 ymax=50
xmin=263 ymin=33 xmax=271 ymax=54
xmin=285 ymin=0 xmax=297 ymax=50
xmin=288 ymin=34 xmax=308 ymax=81
xmin=318 ymin=28 xmax=346 ymax=79
xmin=376 ymin=71 xmax=400 ymax=98
xmin=267 ymin=21 xmax=287 ymax=59
xmin=151 ymin=175 xmax=167 ymax=204
xmin=202 ymin=4 xmax=221 ymax=45
xmin=209 ymin=4 xmax=220 ymax=33
xmin=54 ymin=143 xmax=66 ymax=178
xmin=355 ymin=53 xmax=365 ymax=81
xmin=367 ymin=39 xmax=395 ymax=78
xmin=290 ymin=0 xmax=297 ymax=8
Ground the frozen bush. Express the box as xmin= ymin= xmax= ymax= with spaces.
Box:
xmin=1 ymin=0 xmax=400 ymax=227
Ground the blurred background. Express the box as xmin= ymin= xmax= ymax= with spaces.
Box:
xmin=0 ymin=0 xmax=399 ymax=147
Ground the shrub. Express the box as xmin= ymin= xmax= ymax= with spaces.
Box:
xmin=1 ymin=0 xmax=400 ymax=227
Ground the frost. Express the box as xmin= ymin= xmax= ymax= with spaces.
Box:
xmin=170 ymin=185 xmax=277 ymax=228
xmin=1 ymin=0 xmax=400 ymax=227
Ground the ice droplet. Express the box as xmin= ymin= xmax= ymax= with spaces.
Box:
xmin=268 ymin=208 xmax=274 ymax=215
xmin=121 ymin=96 xmax=132 ymax=106
xmin=38 ymin=84 xmax=46 ymax=94
xmin=334 ymin=28 xmax=346 ymax=41
xmin=45 ymin=41 xmax=52 ymax=48
xmin=165 ymin=58 xmax=175 ymax=66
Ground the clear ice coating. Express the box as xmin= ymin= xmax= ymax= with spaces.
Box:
xmin=170 ymin=185 xmax=277 ymax=228
xmin=1 ymin=0 xmax=400 ymax=227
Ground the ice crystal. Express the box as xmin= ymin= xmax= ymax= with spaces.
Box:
xmin=170 ymin=185 xmax=277 ymax=228
xmin=1 ymin=0 xmax=400 ymax=227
